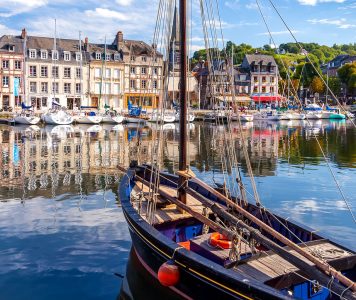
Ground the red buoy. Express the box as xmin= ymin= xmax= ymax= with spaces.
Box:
xmin=157 ymin=260 xmax=180 ymax=286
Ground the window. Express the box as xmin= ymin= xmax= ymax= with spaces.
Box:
xmin=76 ymin=68 xmax=81 ymax=79
xmin=95 ymin=52 xmax=101 ymax=60
xmin=41 ymin=66 xmax=48 ymax=77
xmin=94 ymin=68 xmax=101 ymax=78
xmin=95 ymin=83 xmax=101 ymax=94
xmin=64 ymin=51 xmax=71 ymax=61
xmin=29 ymin=49 xmax=36 ymax=59
xmin=105 ymin=54 xmax=111 ymax=61
xmin=270 ymin=76 xmax=275 ymax=83
xmin=76 ymin=83 xmax=81 ymax=94
xmin=142 ymin=56 xmax=147 ymax=62
xmin=8 ymin=45 xmax=14 ymax=52
xmin=29 ymin=66 xmax=37 ymax=77
xmin=130 ymin=79 xmax=135 ymax=89
xmin=41 ymin=50 xmax=48 ymax=59
xmin=114 ymin=53 xmax=120 ymax=61
xmin=253 ymin=86 xmax=258 ymax=93
xmin=64 ymin=67 xmax=71 ymax=78
xmin=52 ymin=50 xmax=58 ymax=60
xmin=42 ymin=97 xmax=47 ymax=107
xmin=52 ymin=82 xmax=59 ymax=93
xmin=141 ymin=80 xmax=147 ymax=89
xmin=153 ymin=67 xmax=158 ymax=75
xmin=2 ymin=60 xmax=9 ymax=69
xmin=41 ymin=82 xmax=48 ymax=93
xmin=52 ymin=66 xmax=59 ymax=78
xmin=30 ymin=82 xmax=37 ymax=93
xmin=14 ymin=76 xmax=21 ymax=86
xmin=262 ymin=76 xmax=266 ymax=83
xmin=113 ymin=83 xmax=119 ymax=94
xmin=113 ymin=69 xmax=120 ymax=79
xmin=64 ymin=83 xmax=71 ymax=93
xmin=270 ymin=87 xmax=274 ymax=93
xmin=153 ymin=80 xmax=158 ymax=89
xmin=2 ymin=76 xmax=9 ymax=87
xmin=262 ymin=86 xmax=266 ymax=93
xmin=253 ymin=76 xmax=258 ymax=82
xmin=105 ymin=68 xmax=111 ymax=78
xmin=76 ymin=52 xmax=82 ymax=61
xmin=141 ymin=67 xmax=146 ymax=74
xmin=105 ymin=83 xmax=111 ymax=94
xmin=15 ymin=60 xmax=21 ymax=70
xmin=130 ymin=56 xmax=135 ymax=61
xmin=130 ymin=67 xmax=135 ymax=74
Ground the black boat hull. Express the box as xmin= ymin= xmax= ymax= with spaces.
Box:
xmin=120 ymin=169 xmax=290 ymax=300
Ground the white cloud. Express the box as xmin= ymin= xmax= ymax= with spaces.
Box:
xmin=308 ymin=18 xmax=356 ymax=28
xmin=116 ymin=0 xmax=133 ymax=6
xmin=85 ymin=8 xmax=131 ymax=21
xmin=298 ymin=0 xmax=346 ymax=5
xmin=225 ymin=0 xmax=240 ymax=9
xmin=0 ymin=0 xmax=48 ymax=17
xmin=259 ymin=30 xmax=299 ymax=36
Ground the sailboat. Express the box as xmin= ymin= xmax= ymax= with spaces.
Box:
xmin=13 ymin=35 xmax=40 ymax=125
xmin=42 ymin=20 xmax=73 ymax=125
xmin=119 ymin=1 xmax=356 ymax=300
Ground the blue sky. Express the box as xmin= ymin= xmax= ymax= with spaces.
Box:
xmin=0 ymin=0 xmax=355 ymax=51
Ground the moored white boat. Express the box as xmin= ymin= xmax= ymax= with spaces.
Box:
xmin=175 ymin=112 xmax=195 ymax=122
xmin=253 ymin=110 xmax=279 ymax=121
xmin=149 ymin=111 xmax=176 ymax=123
xmin=42 ymin=108 xmax=73 ymax=125
xmin=13 ymin=113 xmax=40 ymax=125
xmin=231 ymin=113 xmax=254 ymax=122
xmin=74 ymin=112 xmax=102 ymax=124
xmin=101 ymin=113 xmax=124 ymax=124
xmin=289 ymin=112 xmax=306 ymax=120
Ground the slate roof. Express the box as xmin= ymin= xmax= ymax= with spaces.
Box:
xmin=112 ymin=36 xmax=163 ymax=57
xmin=0 ymin=35 xmax=24 ymax=54
xmin=244 ymin=54 xmax=277 ymax=66
xmin=89 ymin=43 xmax=123 ymax=61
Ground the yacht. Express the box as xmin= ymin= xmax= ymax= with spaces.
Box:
xmin=148 ymin=111 xmax=176 ymax=123
xmin=42 ymin=107 xmax=74 ymax=125
xmin=175 ymin=112 xmax=195 ymax=122
xmin=73 ymin=111 xmax=102 ymax=124
xmin=13 ymin=104 xmax=40 ymax=125
xmin=101 ymin=110 xmax=124 ymax=124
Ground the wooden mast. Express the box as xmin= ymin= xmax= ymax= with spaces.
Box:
xmin=178 ymin=0 xmax=187 ymax=204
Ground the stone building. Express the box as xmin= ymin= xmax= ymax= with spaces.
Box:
xmin=23 ymin=29 xmax=90 ymax=111
xmin=115 ymin=31 xmax=163 ymax=110
xmin=87 ymin=36 xmax=125 ymax=110
xmin=0 ymin=34 xmax=25 ymax=111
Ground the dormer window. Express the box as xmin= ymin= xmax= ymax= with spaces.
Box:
xmin=130 ymin=56 xmax=135 ymax=62
xmin=8 ymin=45 xmax=15 ymax=52
xmin=64 ymin=51 xmax=71 ymax=61
xmin=29 ymin=49 xmax=36 ymax=59
xmin=114 ymin=53 xmax=120 ymax=61
xmin=105 ymin=54 xmax=111 ymax=61
xmin=52 ymin=50 xmax=58 ymax=60
xmin=95 ymin=52 xmax=101 ymax=60
xmin=76 ymin=52 xmax=82 ymax=61
xmin=41 ymin=50 xmax=48 ymax=59
xmin=142 ymin=56 xmax=147 ymax=62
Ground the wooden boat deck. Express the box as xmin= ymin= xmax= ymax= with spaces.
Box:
xmin=131 ymin=182 xmax=207 ymax=224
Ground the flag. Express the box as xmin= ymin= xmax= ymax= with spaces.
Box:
xmin=13 ymin=78 xmax=20 ymax=96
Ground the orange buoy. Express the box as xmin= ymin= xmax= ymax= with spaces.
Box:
xmin=209 ymin=232 xmax=232 ymax=249
xmin=157 ymin=260 xmax=180 ymax=287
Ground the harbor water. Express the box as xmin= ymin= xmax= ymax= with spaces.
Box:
xmin=0 ymin=120 xmax=355 ymax=299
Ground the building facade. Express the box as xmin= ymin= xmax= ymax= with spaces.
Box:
xmin=117 ymin=32 xmax=163 ymax=110
xmin=24 ymin=29 xmax=90 ymax=111
xmin=0 ymin=34 xmax=24 ymax=111
xmin=87 ymin=36 xmax=125 ymax=110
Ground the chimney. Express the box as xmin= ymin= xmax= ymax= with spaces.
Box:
xmin=21 ymin=28 xmax=27 ymax=39
xmin=84 ymin=37 xmax=89 ymax=51
xmin=116 ymin=31 xmax=123 ymax=51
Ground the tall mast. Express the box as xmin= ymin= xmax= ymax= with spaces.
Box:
xmin=22 ymin=31 xmax=27 ymax=105
xmin=52 ymin=19 xmax=57 ymax=107
xmin=79 ymin=31 xmax=83 ymax=109
xmin=178 ymin=0 xmax=187 ymax=203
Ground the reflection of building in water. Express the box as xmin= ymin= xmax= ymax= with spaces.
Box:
xmin=0 ymin=126 xmax=128 ymax=190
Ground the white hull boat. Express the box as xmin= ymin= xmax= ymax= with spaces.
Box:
xmin=101 ymin=114 xmax=124 ymax=124
xmin=175 ymin=113 xmax=195 ymax=122
xmin=231 ymin=113 xmax=254 ymax=122
xmin=42 ymin=110 xmax=73 ymax=125
xmin=254 ymin=112 xmax=279 ymax=121
xmin=124 ymin=116 xmax=148 ymax=123
xmin=149 ymin=113 xmax=176 ymax=123
xmin=289 ymin=112 xmax=306 ymax=120
xmin=305 ymin=112 xmax=322 ymax=120
xmin=13 ymin=114 xmax=40 ymax=125
xmin=74 ymin=114 xmax=102 ymax=124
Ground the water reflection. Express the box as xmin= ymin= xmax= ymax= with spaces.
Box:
xmin=0 ymin=120 xmax=354 ymax=299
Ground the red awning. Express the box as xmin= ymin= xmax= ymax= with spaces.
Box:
xmin=252 ymin=96 xmax=285 ymax=102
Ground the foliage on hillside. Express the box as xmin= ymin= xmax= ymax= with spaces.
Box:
xmin=191 ymin=41 xmax=356 ymax=95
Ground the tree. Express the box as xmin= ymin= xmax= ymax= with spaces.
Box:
xmin=326 ymin=77 xmax=341 ymax=96
xmin=310 ymin=76 xmax=325 ymax=94
xmin=338 ymin=62 xmax=356 ymax=95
